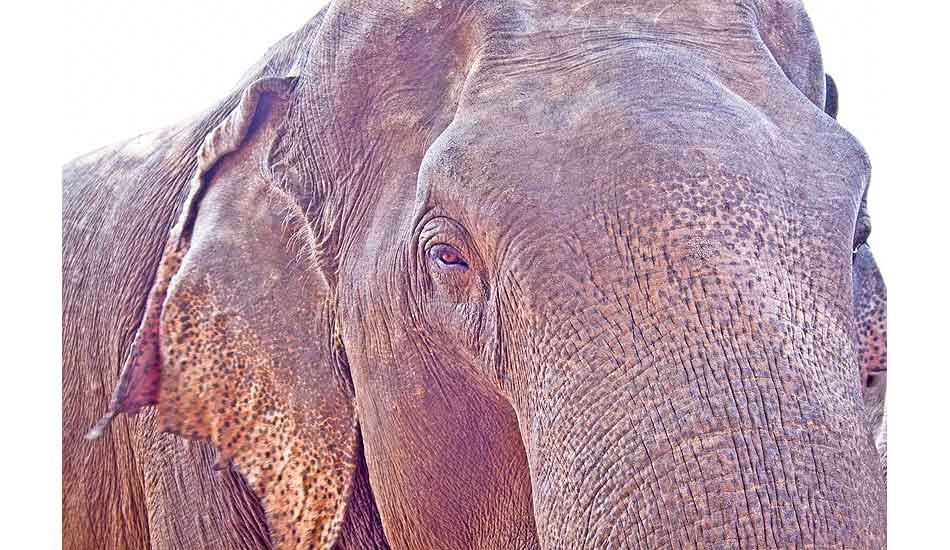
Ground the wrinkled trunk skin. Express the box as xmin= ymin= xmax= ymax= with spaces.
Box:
xmin=522 ymin=270 xmax=885 ymax=548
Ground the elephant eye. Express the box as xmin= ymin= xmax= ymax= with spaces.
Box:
xmin=853 ymin=214 xmax=871 ymax=254
xmin=853 ymin=188 xmax=871 ymax=255
xmin=429 ymin=243 xmax=469 ymax=269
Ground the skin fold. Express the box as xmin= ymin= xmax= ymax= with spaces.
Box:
xmin=62 ymin=1 xmax=886 ymax=549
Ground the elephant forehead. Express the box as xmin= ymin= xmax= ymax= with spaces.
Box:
xmin=425 ymin=76 xmax=775 ymax=221
xmin=428 ymin=54 xmax=774 ymax=188
xmin=429 ymin=38 xmax=864 ymax=189
xmin=415 ymin=49 xmax=867 ymax=276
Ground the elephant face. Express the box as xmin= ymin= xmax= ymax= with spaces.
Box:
xmin=95 ymin=1 xmax=886 ymax=548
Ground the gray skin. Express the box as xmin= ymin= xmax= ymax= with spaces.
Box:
xmin=63 ymin=1 xmax=887 ymax=549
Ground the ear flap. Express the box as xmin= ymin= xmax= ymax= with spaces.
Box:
xmin=824 ymin=73 xmax=839 ymax=119
xmin=853 ymin=243 xmax=886 ymax=475
xmin=88 ymin=77 xmax=359 ymax=550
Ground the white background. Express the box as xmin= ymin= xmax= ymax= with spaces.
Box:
xmin=4 ymin=1 xmax=945 ymax=548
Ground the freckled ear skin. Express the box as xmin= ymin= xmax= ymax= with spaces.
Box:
xmin=88 ymin=76 xmax=359 ymax=550
xmin=853 ymin=244 xmax=886 ymax=476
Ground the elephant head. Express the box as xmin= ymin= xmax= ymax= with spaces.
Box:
xmin=91 ymin=1 xmax=886 ymax=548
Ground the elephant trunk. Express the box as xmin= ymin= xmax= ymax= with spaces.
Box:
xmin=521 ymin=297 xmax=886 ymax=548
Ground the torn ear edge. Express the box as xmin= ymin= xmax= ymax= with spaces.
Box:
xmin=86 ymin=76 xmax=299 ymax=440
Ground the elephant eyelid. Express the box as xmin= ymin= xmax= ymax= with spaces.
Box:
xmin=429 ymin=243 xmax=470 ymax=270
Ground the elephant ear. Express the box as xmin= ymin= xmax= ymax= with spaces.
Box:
xmin=853 ymin=243 xmax=886 ymax=475
xmin=824 ymin=73 xmax=839 ymax=118
xmin=88 ymin=76 xmax=358 ymax=550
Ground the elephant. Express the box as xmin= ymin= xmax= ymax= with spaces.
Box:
xmin=62 ymin=1 xmax=887 ymax=549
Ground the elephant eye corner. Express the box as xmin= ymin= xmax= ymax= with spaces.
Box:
xmin=429 ymin=243 xmax=469 ymax=270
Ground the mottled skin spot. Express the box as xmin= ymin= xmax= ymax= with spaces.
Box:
xmin=64 ymin=2 xmax=886 ymax=549
xmin=160 ymin=291 xmax=353 ymax=549
xmin=853 ymin=244 xmax=887 ymax=476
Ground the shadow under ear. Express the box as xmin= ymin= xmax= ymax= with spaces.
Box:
xmin=89 ymin=77 xmax=360 ymax=550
